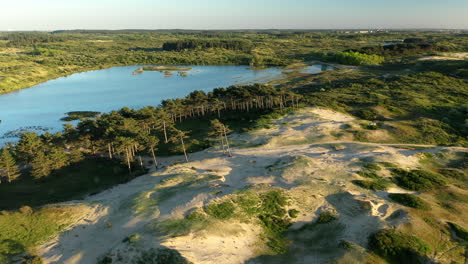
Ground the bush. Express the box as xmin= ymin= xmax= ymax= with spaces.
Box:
xmin=369 ymin=230 xmax=430 ymax=264
xmin=288 ymin=209 xmax=299 ymax=218
xmin=352 ymin=179 xmax=389 ymax=191
xmin=392 ymin=169 xmax=446 ymax=191
xmin=363 ymin=163 xmax=382 ymax=171
xmin=123 ymin=233 xmax=141 ymax=244
xmin=334 ymin=51 xmax=385 ymax=65
xmin=357 ymin=171 xmax=380 ymax=179
xmin=438 ymin=168 xmax=466 ymax=181
xmin=388 ymin=193 xmax=430 ymax=210
xmin=135 ymin=248 xmax=192 ymax=264
xmin=204 ymin=201 xmax=236 ymax=219
xmin=317 ymin=211 xmax=337 ymax=224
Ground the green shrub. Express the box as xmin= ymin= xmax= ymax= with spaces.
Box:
xmin=288 ymin=209 xmax=300 ymax=218
xmin=204 ymin=201 xmax=236 ymax=219
xmin=388 ymin=193 xmax=430 ymax=210
xmin=357 ymin=171 xmax=380 ymax=179
xmin=438 ymin=168 xmax=466 ymax=181
xmin=123 ymin=233 xmax=141 ymax=244
xmin=369 ymin=230 xmax=430 ymax=264
xmin=381 ymin=162 xmax=398 ymax=168
xmin=317 ymin=211 xmax=337 ymax=224
xmin=352 ymin=179 xmax=389 ymax=191
xmin=135 ymin=248 xmax=192 ymax=264
xmin=392 ymin=169 xmax=446 ymax=191
xmin=363 ymin=163 xmax=382 ymax=171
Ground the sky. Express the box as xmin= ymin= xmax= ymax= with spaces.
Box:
xmin=0 ymin=0 xmax=466 ymax=30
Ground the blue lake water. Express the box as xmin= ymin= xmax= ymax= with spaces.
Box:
xmin=0 ymin=65 xmax=284 ymax=143
xmin=0 ymin=64 xmax=328 ymax=144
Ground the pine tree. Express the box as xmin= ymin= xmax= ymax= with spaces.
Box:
xmin=0 ymin=148 xmax=21 ymax=183
xmin=209 ymin=119 xmax=233 ymax=157
xmin=31 ymin=152 xmax=51 ymax=180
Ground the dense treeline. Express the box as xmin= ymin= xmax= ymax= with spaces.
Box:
xmin=351 ymin=43 xmax=453 ymax=57
xmin=162 ymin=39 xmax=253 ymax=52
xmin=4 ymin=33 xmax=67 ymax=46
xmin=322 ymin=51 xmax=385 ymax=65
xmin=0 ymin=84 xmax=300 ymax=184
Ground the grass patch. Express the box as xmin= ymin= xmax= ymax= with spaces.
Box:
xmin=369 ymin=230 xmax=430 ymax=264
xmin=380 ymin=162 xmax=398 ymax=168
xmin=352 ymin=179 xmax=389 ymax=191
xmin=362 ymin=162 xmax=382 ymax=171
xmin=357 ymin=171 xmax=381 ymax=179
xmin=0 ymin=206 xmax=86 ymax=262
xmin=388 ymin=193 xmax=430 ymax=210
xmin=392 ymin=169 xmax=446 ymax=191
xmin=205 ymin=201 xmax=236 ymax=219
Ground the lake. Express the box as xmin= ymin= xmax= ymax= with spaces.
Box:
xmin=0 ymin=64 xmax=327 ymax=144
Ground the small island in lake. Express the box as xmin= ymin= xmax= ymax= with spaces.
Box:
xmin=133 ymin=66 xmax=192 ymax=75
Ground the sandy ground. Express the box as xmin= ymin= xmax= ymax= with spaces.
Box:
xmin=36 ymin=107 xmax=467 ymax=264
xmin=418 ymin=52 xmax=468 ymax=61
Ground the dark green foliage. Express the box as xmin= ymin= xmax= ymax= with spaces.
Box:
xmin=363 ymin=162 xmax=382 ymax=171
xmin=354 ymin=109 xmax=383 ymax=121
xmin=392 ymin=169 xmax=446 ymax=191
xmin=332 ymin=51 xmax=384 ymax=65
xmin=352 ymin=179 xmax=389 ymax=191
xmin=357 ymin=171 xmax=380 ymax=179
xmin=354 ymin=42 xmax=451 ymax=57
xmin=369 ymin=230 xmax=430 ymax=264
xmin=0 ymin=148 xmax=21 ymax=183
xmin=381 ymin=162 xmax=398 ymax=168
xmin=234 ymin=190 xmax=291 ymax=254
xmin=96 ymin=255 xmax=113 ymax=264
xmin=60 ymin=111 xmax=100 ymax=121
xmin=388 ymin=193 xmax=430 ymax=210
xmin=204 ymin=201 xmax=236 ymax=219
xmin=122 ymin=234 xmax=141 ymax=244
xmin=447 ymin=222 xmax=468 ymax=241
xmin=162 ymin=39 xmax=252 ymax=52
xmin=316 ymin=211 xmax=337 ymax=224
xmin=288 ymin=209 xmax=299 ymax=218
xmin=438 ymin=168 xmax=466 ymax=182
xmin=135 ymin=248 xmax=192 ymax=264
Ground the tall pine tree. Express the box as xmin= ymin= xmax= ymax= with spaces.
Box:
xmin=0 ymin=148 xmax=21 ymax=183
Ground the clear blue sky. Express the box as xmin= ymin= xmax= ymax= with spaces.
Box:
xmin=1 ymin=0 xmax=466 ymax=30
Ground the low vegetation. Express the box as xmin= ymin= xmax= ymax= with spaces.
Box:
xmin=388 ymin=193 xmax=430 ymax=210
xmin=392 ymin=169 xmax=446 ymax=191
xmin=352 ymin=179 xmax=389 ymax=191
xmin=369 ymin=230 xmax=430 ymax=264
xmin=0 ymin=205 xmax=86 ymax=262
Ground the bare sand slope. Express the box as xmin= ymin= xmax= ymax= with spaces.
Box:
xmin=37 ymin=108 xmax=467 ymax=264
